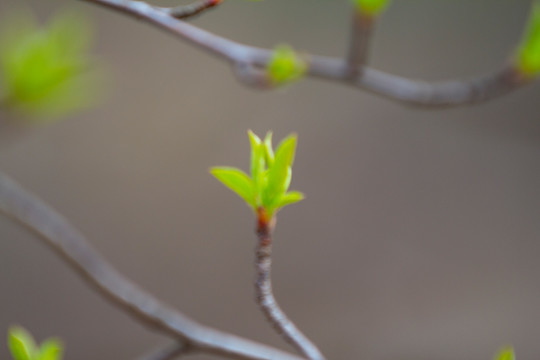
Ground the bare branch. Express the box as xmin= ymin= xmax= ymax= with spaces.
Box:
xmin=346 ymin=9 xmax=374 ymax=78
xmin=79 ymin=0 xmax=534 ymax=107
xmin=137 ymin=342 xmax=190 ymax=360
xmin=0 ymin=172 xmax=305 ymax=360
xmin=357 ymin=65 xmax=527 ymax=107
xmin=254 ymin=212 xmax=325 ymax=360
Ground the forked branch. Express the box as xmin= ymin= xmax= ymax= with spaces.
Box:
xmin=0 ymin=172 xmax=304 ymax=360
xmin=80 ymin=0 xmax=534 ymax=107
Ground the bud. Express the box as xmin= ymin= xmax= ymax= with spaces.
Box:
xmin=267 ymin=45 xmax=307 ymax=85
xmin=352 ymin=0 xmax=391 ymax=16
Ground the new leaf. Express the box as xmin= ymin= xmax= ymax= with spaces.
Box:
xmin=8 ymin=327 xmax=36 ymax=360
xmin=211 ymin=167 xmax=256 ymax=209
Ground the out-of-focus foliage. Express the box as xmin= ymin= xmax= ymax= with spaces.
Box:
xmin=211 ymin=131 xmax=304 ymax=218
xmin=352 ymin=0 xmax=390 ymax=16
xmin=494 ymin=347 xmax=515 ymax=360
xmin=0 ymin=9 xmax=101 ymax=122
xmin=8 ymin=326 xmax=63 ymax=360
xmin=266 ymin=45 xmax=306 ymax=85
xmin=517 ymin=1 xmax=540 ymax=77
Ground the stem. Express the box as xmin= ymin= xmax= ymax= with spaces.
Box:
xmin=347 ymin=9 xmax=374 ymax=78
xmin=254 ymin=209 xmax=325 ymax=360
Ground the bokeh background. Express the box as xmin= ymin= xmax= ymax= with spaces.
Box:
xmin=1 ymin=0 xmax=539 ymax=359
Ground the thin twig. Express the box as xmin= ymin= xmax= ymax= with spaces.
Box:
xmin=79 ymin=0 xmax=533 ymax=107
xmin=137 ymin=342 xmax=190 ymax=360
xmin=254 ymin=210 xmax=325 ymax=360
xmin=346 ymin=9 xmax=373 ymax=78
xmin=0 ymin=172 xmax=305 ymax=360
xmin=162 ymin=0 xmax=221 ymax=20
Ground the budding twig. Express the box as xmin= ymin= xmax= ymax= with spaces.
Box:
xmin=0 ymin=171 xmax=305 ymax=360
xmin=80 ymin=0 xmax=534 ymax=107
xmin=254 ymin=209 xmax=325 ymax=360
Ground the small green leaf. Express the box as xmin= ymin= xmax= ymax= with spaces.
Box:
xmin=248 ymin=130 xmax=265 ymax=195
xmin=267 ymin=45 xmax=306 ymax=85
xmin=263 ymin=134 xmax=297 ymax=207
xmin=36 ymin=339 xmax=63 ymax=360
xmin=276 ymin=191 xmax=304 ymax=208
xmin=517 ymin=1 xmax=540 ymax=76
xmin=211 ymin=167 xmax=255 ymax=208
xmin=494 ymin=347 xmax=515 ymax=360
xmin=263 ymin=131 xmax=274 ymax=166
xmin=8 ymin=326 xmax=36 ymax=360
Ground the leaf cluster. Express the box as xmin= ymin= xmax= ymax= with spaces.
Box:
xmin=211 ymin=131 xmax=304 ymax=218
xmin=8 ymin=326 xmax=63 ymax=360
xmin=494 ymin=347 xmax=515 ymax=360
xmin=0 ymin=10 xmax=101 ymax=121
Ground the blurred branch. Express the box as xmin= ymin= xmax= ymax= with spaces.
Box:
xmin=254 ymin=212 xmax=325 ymax=360
xmin=161 ymin=0 xmax=221 ymax=20
xmin=0 ymin=171 xmax=305 ymax=360
xmin=233 ymin=62 xmax=272 ymax=89
xmin=346 ymin=9 xmax=373 ymax=78
xmin=80 ymin=0 xmax=534 ymax=107
xmin=138 ymin=342 xmax=190 ymax=360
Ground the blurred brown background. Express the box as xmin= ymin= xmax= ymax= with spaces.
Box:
xmin=1 ymin=0 xmax=539 ymax=359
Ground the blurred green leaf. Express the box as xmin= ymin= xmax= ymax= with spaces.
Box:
xmin=0 ymin=9 xmax=101 ymax=121
xmin=263 ymin=131 xmax=274 ymax=166
xmin=211 ymin=167 xmax=256 ymax=208
xmin=494 ymin=347 xmax=515 ymax=360
xmin=8 ymin=326 xmax=36 ymax=360
xmin=36 ymin=339 xmax=63 ymax=360
xmin=517 ymin=1 xmax=540 ymax=76
xmin=353 ymin=0 xmax=390 ymax=16
xmin=267 ymin=45 xmax=306 ymax=85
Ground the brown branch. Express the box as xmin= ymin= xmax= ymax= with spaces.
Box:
xmin=254 ymin=210 xmax=325 ymax=360
xmin=346 ymin=9 xmax=374 ymax=78
xmin=79 ymin=0 xmax=534 ymax=107
xmin=0 ymin=171 xmax=305 ymax=360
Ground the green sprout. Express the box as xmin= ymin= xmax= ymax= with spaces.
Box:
xmin=211 ymin=131 xmax=304 ymax=219
xmin=8 ymin=326 xmax=63 ymax=360
xmin=352 ymin=0 xmax=391 ymax=16
xmin=267 ymin=45 xmax=307 ymax=85
xmin=494 ymin=347 xmax=515 ymax=360
xmin=0 ymin=9 xmax=101 ymax=121
xmin=517 ymin=1 xmax=540 ymax=77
